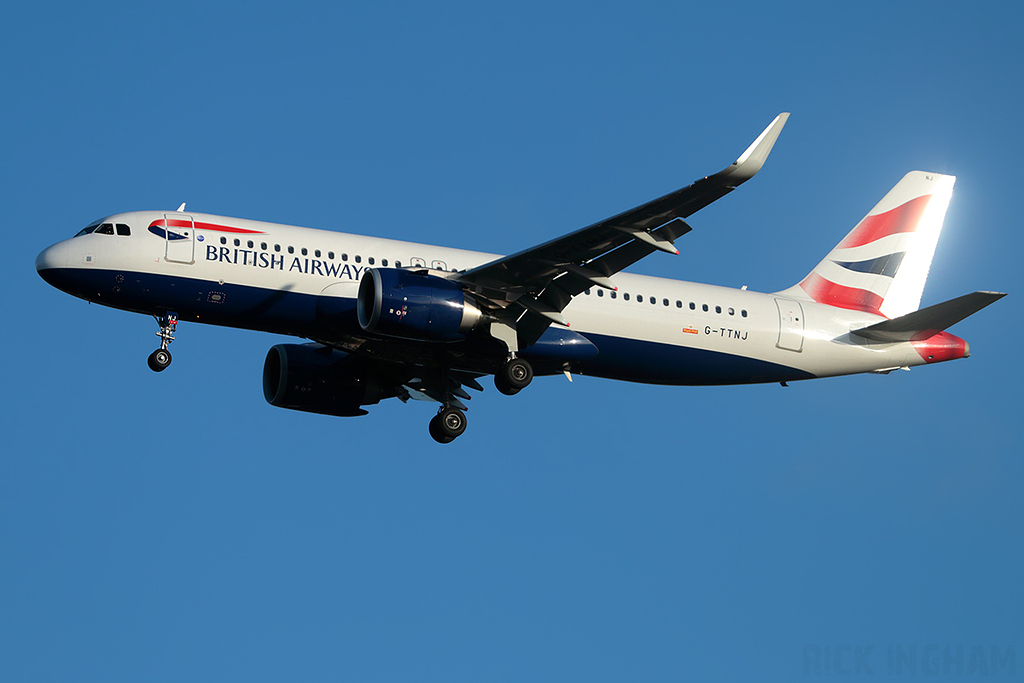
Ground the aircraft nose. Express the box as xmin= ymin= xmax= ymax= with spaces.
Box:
xmin=36 ymin=241 xmax=68 ymax=286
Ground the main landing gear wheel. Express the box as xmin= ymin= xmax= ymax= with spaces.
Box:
xmin=147 ymin=349 xmax=172 ymax=372
xmin=429 ymin=406 xmax=467 ymax=444
xmin=494 ymin=357 xmax=533 ymax=396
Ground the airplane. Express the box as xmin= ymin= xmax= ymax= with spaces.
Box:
xmin=35 ymin=113 xmax=1005 ymax=443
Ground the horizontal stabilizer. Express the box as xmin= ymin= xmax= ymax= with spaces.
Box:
xmin=853 ymin=291 xmax=1006 ymax=342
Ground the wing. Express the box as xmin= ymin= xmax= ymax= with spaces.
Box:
xmin=457 ymin=113 xmax=790 ymax=347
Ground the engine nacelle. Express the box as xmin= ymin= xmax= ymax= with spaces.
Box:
xmin=263 ymin=344 xmax=389 ymax=417
xmin=357 ymin=268 xmax=485 ymax=341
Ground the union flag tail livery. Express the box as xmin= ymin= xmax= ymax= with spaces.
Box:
xmin=781 ymin=171 xmax=955 ymax=319
xmin=35 ymin=115 xmax=1006 ymax=443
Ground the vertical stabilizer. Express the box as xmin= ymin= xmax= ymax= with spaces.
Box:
xmin=778 ymin=172 xmax=955 ymax=318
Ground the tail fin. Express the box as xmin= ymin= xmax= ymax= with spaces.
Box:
xmin=778 ymin=171 xmax=955 ymax=318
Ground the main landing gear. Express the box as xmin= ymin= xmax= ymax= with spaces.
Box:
xmin=147 ymin=312 xmax=177 ymax=372
xmin=494 ymin=357 xmax=533 ymax=396
xmin=426 ymin=357 xmax=534 ymax=444
xmin=428 ymin=405 xmax=468 ymax=444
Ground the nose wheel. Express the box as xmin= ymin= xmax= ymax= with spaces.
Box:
xmin=429 ymin=406 xmax=467 ymax=444
xmin=148 ymin=312 xmax=177 ymax=372
xmin=148 ymin=348 xmax=172 ymax=372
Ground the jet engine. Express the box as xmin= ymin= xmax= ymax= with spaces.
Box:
xmin=263 ymin=343 xmax=392 ymax=417
xmin=357 ymin=268 xmax=486 ymax=341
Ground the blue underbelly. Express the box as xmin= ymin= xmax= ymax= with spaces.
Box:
xmin=40 ymin=267 xmax=813 ymax=385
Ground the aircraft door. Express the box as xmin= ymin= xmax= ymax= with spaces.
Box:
xmin=164 ymin=214 xmax=195 ymax=264
xmin=775 ymin=298 xmax=804 ymax=352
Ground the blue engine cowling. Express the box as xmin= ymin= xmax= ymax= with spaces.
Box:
xmin=263 ymin=343 xmax=392 ymax=417
xmin=357 ymin=268 xmax=485 ymax=341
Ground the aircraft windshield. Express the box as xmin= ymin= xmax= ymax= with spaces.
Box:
xmin=73 ymin=220 xmax=130 ymax=237
xmin=75 ymin=220 xmax=103 ymax=237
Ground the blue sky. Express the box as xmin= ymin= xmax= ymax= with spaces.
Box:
xmin=2 ymin=2 xmax=1021 ymax=680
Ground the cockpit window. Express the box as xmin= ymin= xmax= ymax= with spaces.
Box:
xmin=116 ymin=223 xmax=131 ymax=236
xmin=95 ymin=223 xmax=114 ymax=235
xmin=74 ymin=220 xmax=103 ymax=237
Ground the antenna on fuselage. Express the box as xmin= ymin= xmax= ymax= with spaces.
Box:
xmin=176 ymin=202 xmax=186 ymax=212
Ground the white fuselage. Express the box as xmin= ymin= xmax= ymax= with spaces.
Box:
xmin=35 ymin=210 xmax=951 ymax=385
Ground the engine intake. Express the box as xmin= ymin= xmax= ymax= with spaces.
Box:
xmin=357 ymin=268 xmax=485 ymax=341
xmin=263 ymin=344 xmax=390 ymax=417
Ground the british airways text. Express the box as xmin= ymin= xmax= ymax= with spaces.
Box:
xmin=206 ymin=245 xmax=366 ymax=280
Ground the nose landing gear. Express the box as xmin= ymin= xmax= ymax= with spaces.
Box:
xmin=148 ymin=312 xmax=177 ymax=372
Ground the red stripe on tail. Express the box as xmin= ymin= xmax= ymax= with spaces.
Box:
xmin=837 ymin=194 xmax=931 ymax=249
xmin=799 ymin=272 xmax=884 ymax=315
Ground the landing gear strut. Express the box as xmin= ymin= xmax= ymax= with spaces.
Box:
xmin=494 ymin=357 xmax=533 ymax=395
xmin=148 ymin=312 xmax=177 ymax=372
xmin=429 ymin=405 xmax=467 ymax=444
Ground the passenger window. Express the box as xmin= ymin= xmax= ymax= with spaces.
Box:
xmin=234 ymin=238 xmax=240 ymax=246
xmin=597 ymin=289 xmax=604 ymax=297
xmin=315 ymin=249 xmax=321 ymax=257
xmin=728 ymin=307 xmax=735 ymax=315
xmin=715 ymin=306 xmax=722 ymax=314
xmin=741 ymin=310 xmax=748 ymax=318
xmin=395 ymin=260 xmax=401 ymax=267
xmin=288 ymin=246 xmax=294 ymax=254
xmin=274 ymin=244 xmax=281 ymax=252
xmin=663 ymin=298 xmax=669 ymax=306
xmin=247 ymin=240 xmax=254 ymax=248
xmin=115 ymin=224 xmax=131 ymax=236
xmin=261 ymin=242 xmax=267 ymax=250
xmin=368 ymin=257 xmax=375 ymax=265
xmin=382 ymin=259 xmax=388 ymax=266
xmin=676 ymin=301 xmax=682 ymax=308
xmin=689 ymin=302 xmax=695 ymax=310
xmin=702 ymin=304 xmax=708 ymax=312
xmin=355 ymin=255 xmax=361 ymax=263
xmin=328 ymin=251 xmax=334 ymax=259
xmin=342 ymin=254 xmax=348 ymax=261
xmin=220 ymin=237 xmax=227 ymax=245
xmin=623 ymin=293 xmax=630 ymax=301
xmin=610 ymin=291 xmax=617 ymax=299
xmin=301 ymin=247 xmax=307 ymax=256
